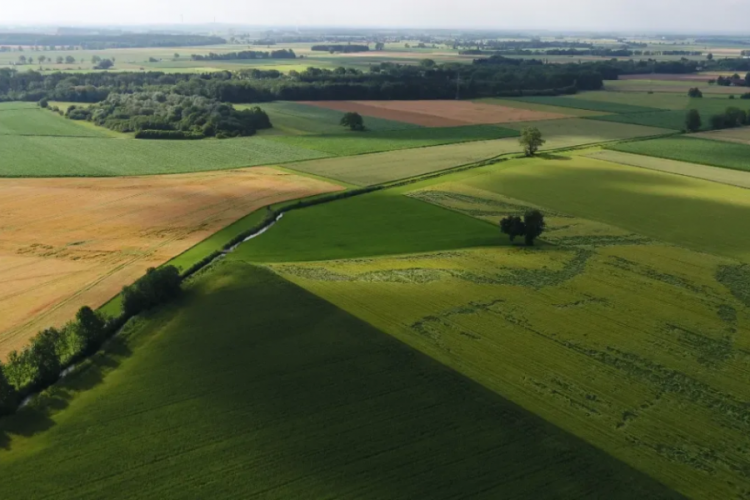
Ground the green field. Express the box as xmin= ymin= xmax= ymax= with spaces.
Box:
xmin=230 ymin=189 xmax=501 ymax=262
xmin=504 ymin=118 xmax=673 ymax=147
xmin=0 ymin=102 xmax=38 ymax=111
xmin=0 ymin=108 xmax=111 ymax=137
xmin=284 ymin=138 xmax=523 ymax=186
xmin=611 ymin=136 xmax=750 ymax=174
xmin=0 ymin=262 xmax=679 ymax=499
xmin=0 ymin=134 xmax=329 ymax=176
xmin=268 ymin=125 xmax=519 ymax=156
xmin=241 ymin=101 xmax=421 ymax=135
xmin=507 ymin=96 xmax=662 ymax=114
xmin=570 ymin=91 xmax=691 ymax=110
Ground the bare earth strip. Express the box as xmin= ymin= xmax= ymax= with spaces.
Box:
xmin=693 ymin=127 xmax=750 ymax=146
xmin=301 ymin=101 xmax=468 ymax=127
xmin=587 ymin=150 xmax=750 ymax=189
xmin=350 ymin=100 xmax=570 ymax=124
xmin=0 ymin=167 xmax=342 ymax=358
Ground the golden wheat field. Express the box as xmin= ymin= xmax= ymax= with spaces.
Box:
xmin=0 ymin=167 xmax=341 ymax=358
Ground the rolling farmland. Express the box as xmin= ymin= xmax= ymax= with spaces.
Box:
xmin=693 ymin=126 xmax=750 ymax=145
xmin=611 ymin=136 xmax=750 ymax=173
xmin=0 ymin=168 xmax=341 ymax=357
xmin=0 ymin=134 xmax=330 ymax=176
xmin=507 ymin=96 xmax=662 ymax=114
xmin=0 ymin=263 xmax=678 ymax=499
xmin=587 ymin=150 xmax=750 ymax=189
xmin=504 ymin=118 xmax=673 ymax=147
xmin=0 ymin=108 xmax=111 ymax=137
xmin=268 ymin=124 xmax=519 ymax=156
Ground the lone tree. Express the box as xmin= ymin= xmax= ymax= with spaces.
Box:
xmin=688 ymin=87 xmax=703 ymax=98
xmin=685 ymin=109 xmax=702 ymax=132
xmin=340 ymin=112 xmax=365 ymax=131
xmin=500 ymin=210 xmax=546 ymax=246
xmin=519 ymin=126 xmax=545 ymax=156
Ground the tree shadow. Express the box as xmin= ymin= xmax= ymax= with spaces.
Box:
xmin=0 ymin=334 xmax=133 ymax=451
xmin=537 ymin=152 xmax=572 ymax=160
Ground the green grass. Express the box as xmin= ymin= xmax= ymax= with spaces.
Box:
xmin=570 ymin=91 xmax=691 ymax=110
xmin=610 ymin=136 xmax=750 ymax=174
xmin=0 ymin=263 xmax=678 ymax=499
xmin=0 ymin=102 xmax=38 ymax=111
xmin=0 ymin=135 xmax=329 ymax=176
xmin=268 ymin=125 xmax=519 ymax=156
xmin=589 ymin=98 xmax=749 ymax=130
xmin=474 ymin=97 xmax=607 ymax=117
xmin=507 ymin=96 xmax=661 ymax=114
xmin=460 ymin=153 xmax=750 ymax=262
xmin=241 ymin=101 xmax=421 ymax=135
xmin=0 ymin=108 xmax=111 ymax=137
xmin=230 ymin=189 xmax=501 ymax=262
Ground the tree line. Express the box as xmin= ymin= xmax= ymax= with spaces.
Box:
xmin=0 ymin=266 xmax=182 ymax=416
xmin=62 ymin=92 xmax=272 ymax=139
xmin=311 ymin=44 xmax=370 ymax=53
xmin=0 ymin=33 xmax=225 ymax=49
xmin=190 ymin=49 xmax=296 ymax=61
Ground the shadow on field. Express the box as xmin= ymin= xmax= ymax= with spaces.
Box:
xmin=537 ymin=153 xmax=572 ymax=160
xmin=0 ymin=334 xmax=133 ymax=451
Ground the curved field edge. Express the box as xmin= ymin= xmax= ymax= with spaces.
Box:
xmin=0 ymin=262 xmax=682 ymax=500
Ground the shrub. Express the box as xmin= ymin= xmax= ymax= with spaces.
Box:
xmin=38 ymin=98 xmax=49 ymax=108
xmin=687 ymin=87 xmax=703 ymax=98
xmin=710 ymin=114 xmax=728 ymax=130
xmin=740 ymin=93 xmax=750 ymax=100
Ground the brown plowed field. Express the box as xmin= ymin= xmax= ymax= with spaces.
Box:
xmin=0 ymin=167 xmax=341 ymax=358
xmin=302 ymin=100 xmax=568 ymax=127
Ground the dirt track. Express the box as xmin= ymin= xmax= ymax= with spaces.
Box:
xmin=0 ymin=167 xmax=341 ymax=358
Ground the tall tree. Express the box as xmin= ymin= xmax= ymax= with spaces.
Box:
xmin=499 ymin=215 xmax=526 ymax=242
xmin=340 ymin=112 xmax=365 ymax=131
xmin=519 ymin=126 xmax=545 ymax=156
xmin=685 ymin=109 xmax=702 ymax=132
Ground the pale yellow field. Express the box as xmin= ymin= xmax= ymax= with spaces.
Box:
xmin=587 ymin=150 xmax=750 ymax=189
xmin=0 ymin=167 xmax=341 ymax=358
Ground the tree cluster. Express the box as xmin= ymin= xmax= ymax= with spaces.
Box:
xmin=709 ymin=107 xmax=750 ymax=130
xmin=0 ymin=265 xmax=183 ymax=416
xmin=65 ymin=92 xmax=272 ymax=138
xmin=190 ymin=49 xmax=296 ymax=61
xmin=311 ymin=44 xmax=370 ymax=53
xmin=688 ymin=87 xmax=703 ymax=98
xmin=500 ymin=210 xmax=546 ymax=246
xmin=0 ymin=33 xmax=225 ymax=49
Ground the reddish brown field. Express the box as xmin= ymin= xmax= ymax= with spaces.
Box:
xmin=302 ymin=100 xmax=568 ymax=127
xmin=0 ymin=167 xmax=342 ymax=358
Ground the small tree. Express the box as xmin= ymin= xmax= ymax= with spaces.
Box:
xmin=340 ymin=112 xmax=365 ymax=131
xmin=519 ymin=126 xmax=545 ymax=156
xmin=687 ymin=87 xmax=703 ymax=98
xmin=94 ymin=59 xmax=114 ymax=70
xmin=707 ymin=53 xmax=714 ymax=61
xmin=500 ymin=215 xmax=526 ymax=242
xmin=685 ymin=109 xmax=702 ymax=132
xmin=710 ymin=114 xmax=727 ymax=130
xmin=523 ymin=210 xmax=546 ymax=246
xmin=38 ymin=98 xmax=49 ymax=109
xmin=76 ymin=306 xmax=106 ymax=351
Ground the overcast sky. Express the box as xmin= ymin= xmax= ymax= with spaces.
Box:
xmin=2 ymin=0 xmax=749 ymax=32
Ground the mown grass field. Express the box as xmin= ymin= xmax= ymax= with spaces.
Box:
xmin=504 ymin=118 xmax=673 ymax=147
xmin=0 ymin=102 xmax=39 ymax=111
xmin=0 ymin=263 xmax=679 ymax=499
xmin=0 ymin=134 xmax=329 ymax=176
xmin=611 ymin=136 xmax=750 ymax=174
xmin=570 ymin=91 xmax=691 ymax=110
xmin=587 ymin=150 xmax=750 ymax=189
xmin=237 ymin=101 xmax=421 ymax=135
xmin=268 ymin=124 xmax=519 ymax=156
xmin=0 ymin=108 xmax=111 ymax=137
xmin=507 ymin=96 xmax=662 ymax=114
xmin=230 ymin=189 xmax=501 ymax=263
xmin=284 ymin=138 xmax=522 ymax=186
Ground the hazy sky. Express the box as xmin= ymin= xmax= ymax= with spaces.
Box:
xmin=2 ymin=0 xmax=749 ymax=32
